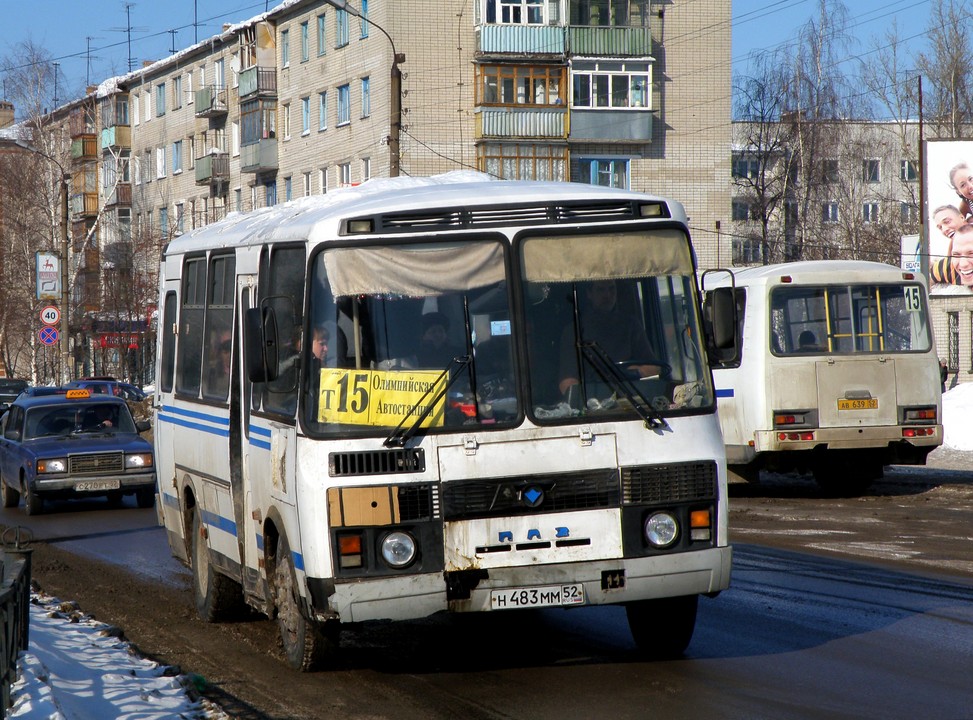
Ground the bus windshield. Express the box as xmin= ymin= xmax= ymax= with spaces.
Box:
xmin=770 ymin=283 xmax=932 ymax=356
xmin=303 ymin=238 xmax=518 ymax=436
xmin=519 ymin=229 xmax=714 ymax=420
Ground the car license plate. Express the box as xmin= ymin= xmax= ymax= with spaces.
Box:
xmin=490 ymin=584 xmax=585 ymax=610
xmin=75 ymin=480 xmax=121 ymax=492
xmin=837 ymin=398 xmax=878 ymax=411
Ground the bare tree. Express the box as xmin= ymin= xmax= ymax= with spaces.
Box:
xmin=915 ymin=0 xmax=973 ymax=139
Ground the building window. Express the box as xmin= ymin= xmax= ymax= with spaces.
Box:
xmin=160 ymin=206 xmax=169 ymax=235
xmin=241 ymin=99 xmax=277 ymax=144
xmin=234 ymin=188 xmax=242 ymax=212
xmin=300 ymin=21 xmax=309 ymax=62
xmin=285 ymin=176 xmax=292 ymax=202
xmin=338 ymin=162 xmax=351 ymax=186
xmin=319 ymin=168 xmax=328 ymax=193
xmin=361 ymin=0 xmax=369 ymax=36
xmin=144 ymin=91 xmax=152 ymax=122
xmin=303 ymin=171 xmax=312 ymax=196
xmin=732 ymin=237 xmax=762 ymax=264
xmin=175 ymin=203 xmax=185 ymax=234
xmin=820 ymin=158 xmax=839 ymax=183
xmin=361 ymin=77 xmax=370 ymax=118
xmin=732 ymin=199 xmax=752 ymax=221
xmin=281 ymin=29 xmax=290 ymax=67
xmin=156 ymin=146 xmax=167 ymax=179
xmin=362 ymin=157 xmax=371 ymax=181
xmin=478 ymin=142 xmax=567 ymax=181
xmin=486 ymin=0 xmax=545 ymax=25
xmin=186 ymin=71 xmax=193 ymax=102
xmin=317 ymin=13 xmax=327 ymax=55
xmin=132 ymin=92 xmax=140 ymax=125
xmin=900 ymin=159 xmax=918 ymax=182
xmin=155 ymin=83 xmax=166 ymax=116
xmin=947 ymin=311 xmax=958 ymax=371
xmin=337 ymin=84 xmax=351 ymax=125
xmin=301 ymin=96 xmax=310 ymax=134
xmin=579 ymin=158 xmax=628 ymax=188
xmin=821 ymin=201 xmax=839 ymax=223
xmin=336 ymin=9 xmax=349 ymax=47
xmin=318 ymin=91 xmax=328 ymax=130
xmin=172 ymin=140 xmax=183 ymax=174
xmin=476 ymin=64 xmax=565 ymax=106
xmin=266 ymin=181 xmax=277 ymax=207
xmin=900 ymin=202 xmax=918 ymax=225
xmin=172 ymin=75 xmax=182 ymax=109
xmin=863 ymin=159 xmax=880 ymax=184
xmin=732 ymin=156 xmax=760 ymax=180
xmin=571 ymin=60 xmax=651 ymax=109
xmin=862 ymin=202 xmax=879 ymax=223
xmin=282 ymin=103 xmax=291 ymax=139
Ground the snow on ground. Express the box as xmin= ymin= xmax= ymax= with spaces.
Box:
xmin=8 ymin=590 xmax=227 ymax=720
xmin=5 ymin=385 xmax=971 ymax=718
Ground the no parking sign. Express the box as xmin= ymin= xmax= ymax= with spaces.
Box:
xmin=39 ymin=326 xmax=59 ymax=345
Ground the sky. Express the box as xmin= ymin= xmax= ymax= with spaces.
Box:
xmin=0 ymin=0 xmax=941 ymax=109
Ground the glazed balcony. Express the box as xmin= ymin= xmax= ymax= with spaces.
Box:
xmin=71 ymin=135 xmax=98 ymax=161
xmin=101 ymin=125 xmax=131 ymax=150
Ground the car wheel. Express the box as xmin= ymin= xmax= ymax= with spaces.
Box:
xmin=24 ymin=479 xmax=43 ymax=516
xmin=191 ymin=509 xmax=243 ymax=622
xmin=1 ymin=474 xmax=20 ymax=508
xmin=273 ymin=533 xmax=335 ymax=671
xmin=135 ymin=488 xmax=155 ymax=509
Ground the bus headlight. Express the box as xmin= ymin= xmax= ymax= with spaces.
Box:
xmin=644 ymin=512 xmax=679 ymax=548
xmin=380 ymin=531 xmax=417 ymax=568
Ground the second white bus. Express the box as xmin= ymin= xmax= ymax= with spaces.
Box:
xmin=702 ymin=260 xmax=942 ymax=494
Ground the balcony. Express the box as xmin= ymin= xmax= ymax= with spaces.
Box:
xmin=70 ymin=192 xmax=99 ymax=218
xmin=477 ymin=25 xmax=565 ymax=55
xmin=238 ymin=66 xmax=277 ymax=99
xmin=567 ymin=25 xmax=653 ymax=56
xmin=570 ymin=108 xmax=652 ymax=142
xmin=105 ymin=182 xmax=132 ymax=207
xmin=195 ymin=86 xmax=228 ymax=118
xmin=71 ymin=135 xmax=98 ymax=160
xmin=195 ymin=153 xmax=230 ymax=185
xmin=101 ymin=125 xmax=131 ymax=150
xmin=240 ymin=140 xmax=277 ymax=173
xmin=476 ymin=108 xmax=568 ymax=139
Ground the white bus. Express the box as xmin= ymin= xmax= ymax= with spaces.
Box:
xmin=153 ymin=173 xmax=733 ymax=669
xmin=701 ymin=260 xmax=942 ymax=495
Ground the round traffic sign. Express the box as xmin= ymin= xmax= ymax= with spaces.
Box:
xmin=39 ymin=326 xmax=59 ymax=345
xmin=40 ymin=306 xmax=60 ymax=325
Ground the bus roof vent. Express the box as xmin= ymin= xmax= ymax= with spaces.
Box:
xmin=344 ymin=200 xmax=656 ymax=235
xmin=329 ymin=448 xmax=426 ymax=477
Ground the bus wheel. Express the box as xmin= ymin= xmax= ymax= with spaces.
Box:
xmin=191 ymin=510 xmax=242 ymax=622
xmin=273 ymin=534 xmax=334 ymax=671
xmin=1 ymin=474 xmax=20 ymax=508
xmin=626 ymin=594 xmax=698 ymax=658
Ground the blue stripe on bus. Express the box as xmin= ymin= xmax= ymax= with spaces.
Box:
xmin=158 ymin=413 xmax=231 ymax=438
xmin=249 ymin=437 xmax=272 ymax=451
xmin=160 ymin=405 xmax=231 ymax=425
xmin=248 ymin=424 xmax=272 ymax=451
xmin=249 ymin=425 xmax=271 ymax=437
xmin=254 ymin=534 xmax=304 ymax=570
xmin=200 ymin=507 xmax=238 ymax=537
xmin=716 ymin=388 xmax=734 ymax=398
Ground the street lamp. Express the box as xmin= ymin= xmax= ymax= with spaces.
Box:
xmin=323 ymin=0 xmax=404 ymax=177
xmin=0 ymin=137 xmax=72 ymax=384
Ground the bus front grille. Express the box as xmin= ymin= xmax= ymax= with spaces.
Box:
xmin=621 ymin=461 xmax=717 ymax=505
xmin=442 ymin=468 xmax=620 ymax=521
xmin=69 ymin=452 xmax=124 ymax=475
xmin=329 ymin=448 xmax=425 ymax=477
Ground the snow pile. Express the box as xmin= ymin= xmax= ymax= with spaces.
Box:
xmin=8 ymin=590 xmax=227 ymax=719
xmin=941 ymin=382 xmax=973 ymax=452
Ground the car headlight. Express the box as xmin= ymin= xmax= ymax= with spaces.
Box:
xmin=644 ymin=512 xmax=679 ymax=548
xmin=380 ymin=531 xmax=417 ymax=568
xmin=125 ymin=453 xmax=154 ymax=469
xmin=37 ymin=458 xmax=67 ymax=474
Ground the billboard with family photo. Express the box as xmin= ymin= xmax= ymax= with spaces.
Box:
xmin=924 ymin=139 xmax=973 ymax=296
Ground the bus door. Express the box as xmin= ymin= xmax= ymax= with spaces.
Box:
xmin=155 ymin=281 xmax=186 ymax=562
xmin=237 ymin=275 xmax=264 ymax=596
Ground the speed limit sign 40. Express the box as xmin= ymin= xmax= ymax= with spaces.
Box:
xmin=40 ymin=306 xmax=60 ymax=325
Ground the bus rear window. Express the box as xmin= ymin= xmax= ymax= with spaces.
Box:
xmin=769 ymin=283 xmax=932 ymax=355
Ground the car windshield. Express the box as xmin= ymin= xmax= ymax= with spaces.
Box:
xmin=24 ymin=402 xmax=136 ymax=439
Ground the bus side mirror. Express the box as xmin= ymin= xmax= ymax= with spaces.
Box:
xmin=704 ymin=287 xmax=740 ymax=365
xmin=244 ymin=306 xmax=281 ymax=382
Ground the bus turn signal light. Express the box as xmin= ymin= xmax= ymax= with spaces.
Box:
xmin=338 ymin=534 xmax=364 ymax=568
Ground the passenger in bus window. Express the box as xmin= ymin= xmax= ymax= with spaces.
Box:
xmin=206 ymin=329 xmax=232 ymax=396
xmin=416 ymin=312 xmax=463 ymax=369
xmin=558 ymin=280 xmax=661 ymax=397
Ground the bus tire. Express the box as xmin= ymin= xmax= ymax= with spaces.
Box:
xmin=626 ymin=594 xmax=698 ymax=658
xmin=273 ymin=534 xmax=333 ymax=671
xmin=1 ymin=473 xmax=20 ymax=508
xmin=191 ymin=510 xmax=242 ymax=622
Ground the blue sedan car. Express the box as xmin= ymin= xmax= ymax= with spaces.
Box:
xmin=0 ymin=390 xmax=156 ymax=514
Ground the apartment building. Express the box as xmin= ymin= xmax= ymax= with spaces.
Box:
xmin=6 ymin=0 xmax=731 ymax=381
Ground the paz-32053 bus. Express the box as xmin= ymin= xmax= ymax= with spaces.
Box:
xmin=702 ymin=260 xmax=942 ymax=495
xmin=153 ymin=173 xmax=734 ymax=670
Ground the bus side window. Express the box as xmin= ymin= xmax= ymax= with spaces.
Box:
xmin=256 ymin=246 xmax=306 ymax=417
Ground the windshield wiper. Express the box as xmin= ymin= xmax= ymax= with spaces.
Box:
xmin=384 ymin=355 xmax=472 ymax=448
xmin=578 ymin=341 xmax=669 ymax=430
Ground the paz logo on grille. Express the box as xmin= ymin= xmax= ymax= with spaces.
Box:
xmin=521 ymin=486 xmax=544 ymax=508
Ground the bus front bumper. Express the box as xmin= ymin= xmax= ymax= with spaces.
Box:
xmin=320 ymin=546 xmax=732 ymax=624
